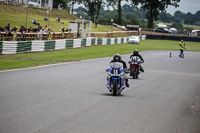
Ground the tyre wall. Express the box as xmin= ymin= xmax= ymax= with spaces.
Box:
xmin=0 ymin=37 xmax=130 ymax=54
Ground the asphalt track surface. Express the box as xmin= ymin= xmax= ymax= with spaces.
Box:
xmin=0 ymin=51 xmax=200 ymax=133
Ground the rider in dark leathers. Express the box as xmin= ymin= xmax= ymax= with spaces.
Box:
xmin=110 ymin=54 xmax=129 ymax=87
xmin=130 ymin=49 xmax=144 ymax=72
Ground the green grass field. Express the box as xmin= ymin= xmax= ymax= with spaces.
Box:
xmin=0 ymin=39 xmax=200 ymax=71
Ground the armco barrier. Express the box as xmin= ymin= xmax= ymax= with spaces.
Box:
xmin=0 ymin=37 xmax=131 ymax=54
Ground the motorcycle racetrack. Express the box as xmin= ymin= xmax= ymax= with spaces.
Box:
xmin=0 ymin=50 xmax=200 ymax=133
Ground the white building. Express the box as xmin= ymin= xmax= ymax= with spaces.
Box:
xmin=27 ymin=0 xmax=53 ymax=9
xmin=3 ymin=0 xmax=53 ymax=9
xmin=191 ymin=30 xmax=200 ymax=37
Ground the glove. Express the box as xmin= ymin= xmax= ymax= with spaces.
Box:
xmin=124 ymin=69 xmax=129 ymax=74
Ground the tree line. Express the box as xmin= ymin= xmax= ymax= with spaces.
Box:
xmin=54 ymin=0 xmax=200 ymax=29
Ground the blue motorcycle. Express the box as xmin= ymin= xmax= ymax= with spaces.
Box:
xmin=106 ymin=62 xmax=127 ymax=96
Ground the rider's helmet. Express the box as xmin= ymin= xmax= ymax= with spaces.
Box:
xmin=113 ymin=54 xmax=121 ymax=62
xmin=133 ymin=49 xmax=139 ymax=55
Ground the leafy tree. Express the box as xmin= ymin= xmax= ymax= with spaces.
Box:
xmin=75 ymin=6 xmax=88 ymax=19
xmin=174 ymin=10 xmax=184 ymax=19
xmin=170 ymin=22 xmax=183 ymax=30
xmin=53 ymin=0 xmax=69 ymax=9
xmin=140 ymin=0 xmax=180 ymax=28
xmin=107 ymin=0 xmax=140 ymax=25
xmin=82 ymin=0 xmax=104 ymax=22
xmin=69 ymin=0 xmax=77 ymax=14
xmin=159 ymin=12 xmax=172 ymax=23
xmin=184 ymin=18 xmax=195 ymax=25
xmin=195 ymin=11 xmax=200 ymax=17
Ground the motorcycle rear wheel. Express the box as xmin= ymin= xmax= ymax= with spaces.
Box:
xmin=132 ymin=68 xmax=137 ymax=79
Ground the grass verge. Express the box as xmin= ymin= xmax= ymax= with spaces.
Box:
xmin=0 ymin=39 xmax=200 ymax=70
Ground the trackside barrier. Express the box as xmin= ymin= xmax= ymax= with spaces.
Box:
xmin=86 ymin=38 xmax=92 ymax=46
xmin=0 ymin=41 xmax=3 ymax=53
xmin=0 ymin=36 xmax=134 ymax=54
xmin=55 ymin=39 xmax=66 ymax=50
xmin=73 ymin=39 xmax=82 ymax=48
xmin=2 ymin=41 xmax=18 ymax=54
xmin=145 ymin=34 xmax=200 ymax=42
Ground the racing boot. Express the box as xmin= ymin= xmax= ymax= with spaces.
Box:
xmin=126 ymin=79 xmax=129 ymax=88
xmin=140 ymin=66 xmax=144 ymax=72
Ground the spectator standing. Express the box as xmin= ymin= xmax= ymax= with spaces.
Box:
xmin=19 ymin=26 xmax=26 ymax=40
xmin=5 ymin=23 xmax=10 ymax=32
xmin=38 ymin=28 xmax=43 ymax=39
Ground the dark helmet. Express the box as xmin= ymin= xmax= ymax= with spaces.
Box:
xmin=133 ymin=49 xmax=139 ymax=55
xmin=113 ymin=54 xmax=121 ymax=62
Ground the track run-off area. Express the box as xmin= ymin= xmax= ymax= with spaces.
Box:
xmin=0 ymin=50 xmax=200 ymax=133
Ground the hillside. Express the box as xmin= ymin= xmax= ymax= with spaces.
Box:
xmin=0 ymin=5 xmax=119 ymax=32
xmin=0 ymin=5 xmax=76 ymax=20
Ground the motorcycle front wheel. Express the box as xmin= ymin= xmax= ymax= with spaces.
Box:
xmin=112 ymin=79 xmax=118 ymax=96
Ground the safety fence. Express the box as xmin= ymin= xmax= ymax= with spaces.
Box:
xmin=0 ymin=32 xmax=76 ymax=41
xmin=0 ymin=31 xmax=137 ymax=41
xmin=0 ymin=37 xmax=130 ymax=54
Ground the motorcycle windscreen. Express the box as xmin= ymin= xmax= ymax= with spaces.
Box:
xmin=110 ymin=62 xmax=123 ymax=69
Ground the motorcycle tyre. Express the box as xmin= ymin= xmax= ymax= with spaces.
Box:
xmin=132 ymin=68 xmax=137 ymax=79
xmin=113 ymin=79 xmax=118 ymax=96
